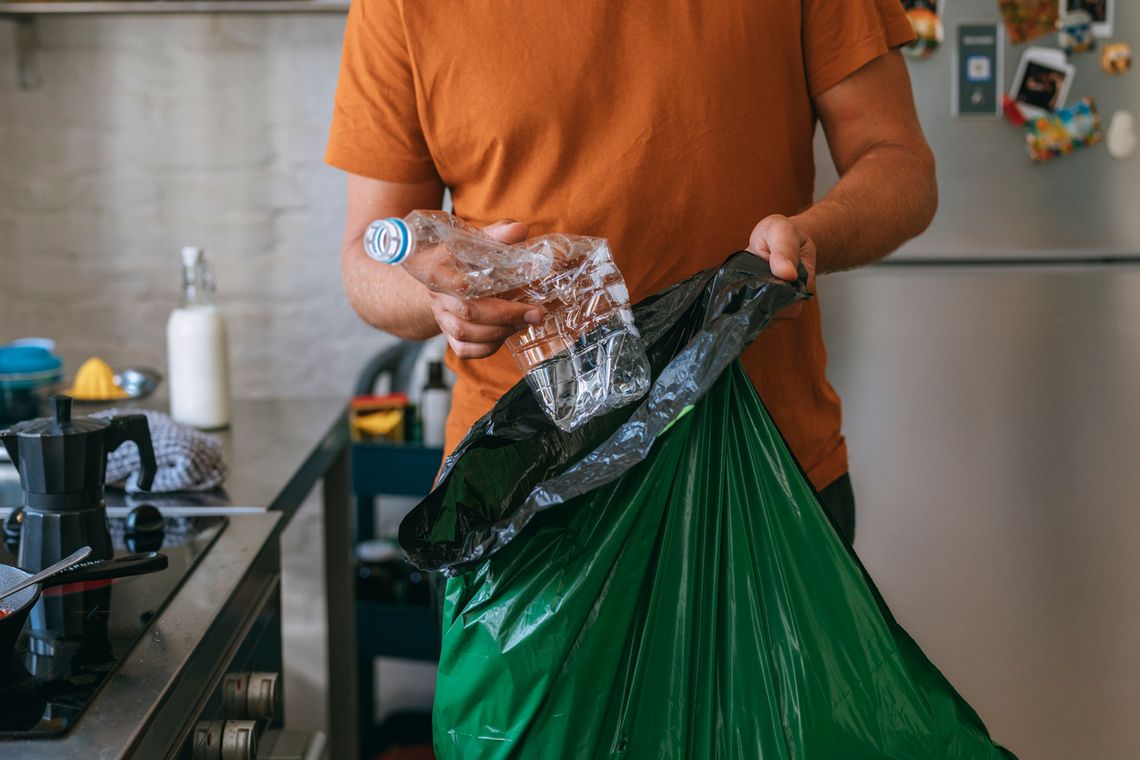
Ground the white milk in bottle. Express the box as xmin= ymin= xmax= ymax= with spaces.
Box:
xmin=167 ymin=246 xmax=231 ymax=429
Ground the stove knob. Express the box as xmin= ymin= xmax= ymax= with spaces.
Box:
xmin=224 ymin=672 xmax=282 ymax=721
xmin=125 ymin=504 xmax=164 ymax=553
xmin=222 ymin=672 xmax=250 ymax=717
xmin=221 ymin=720 xmax=261 ymax=760
xmin=192 ymin=719 xmax=226 ymax=760
xmin=245 ymin=672 xmax=281 ymax=721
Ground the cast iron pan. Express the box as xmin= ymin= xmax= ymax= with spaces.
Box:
xmin=0 ymin=552 xmax=168 ymax=663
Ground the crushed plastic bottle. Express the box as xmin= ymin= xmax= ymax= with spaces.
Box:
xmin=364 ymin=210 xmax=650 ymax=431
xmin=364 ymin=211 xmax=553 ymax=299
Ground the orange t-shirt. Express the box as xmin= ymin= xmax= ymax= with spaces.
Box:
xmin=327 ymin=1 xmax=914 ymax=490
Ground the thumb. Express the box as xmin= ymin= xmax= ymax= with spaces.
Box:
xmin=483 ymin=219 xmax=530 ymax=245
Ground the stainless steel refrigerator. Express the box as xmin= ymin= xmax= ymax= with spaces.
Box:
xmin=813 ymin=2 xmax=1140 ymax=758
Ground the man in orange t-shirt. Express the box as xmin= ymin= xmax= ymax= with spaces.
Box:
xmin=326 ymin=1 xmax=936 ymax=543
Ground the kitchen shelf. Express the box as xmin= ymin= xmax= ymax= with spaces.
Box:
xmin=351 ymin=439 xmax=443 ymax=757
xmin=0 ymin=0 xmax=348 ymax=14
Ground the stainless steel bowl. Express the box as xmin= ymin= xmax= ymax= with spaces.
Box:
xmin=113 ymin=367 xmax=163 ymax=401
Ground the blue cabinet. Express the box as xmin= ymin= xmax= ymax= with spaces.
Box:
xmin=352 ymin=441 xmax=443 ymax=756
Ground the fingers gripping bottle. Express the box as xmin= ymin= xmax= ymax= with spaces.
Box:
xmin=364 ymin=211 xmax=650 ymax=431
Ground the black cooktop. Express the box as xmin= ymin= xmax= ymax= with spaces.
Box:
xmin=0 ymin=513 xmax=226 ymax=738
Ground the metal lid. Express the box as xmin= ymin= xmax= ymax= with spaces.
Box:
xmin=4 ymin=396 xmax=108 ymax=437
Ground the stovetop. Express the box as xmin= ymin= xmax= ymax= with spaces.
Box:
xmin=0 ymin=513 xmax=226 ymax=738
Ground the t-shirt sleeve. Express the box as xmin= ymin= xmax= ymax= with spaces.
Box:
xmin=325 ymin=0 xmax=438 ymax=182
xmin=802 ymin=0 xmax=917 ymax=98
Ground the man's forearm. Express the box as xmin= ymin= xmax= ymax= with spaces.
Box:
xmin=341 ymin=236 xmax=440 ymax=340
xmin=793 ymin=141 xmax=937 ymax=275
xmin=339 ymin=175 xmax=446 ymax=340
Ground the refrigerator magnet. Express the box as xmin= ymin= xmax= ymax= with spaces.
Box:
xmin=1100 ymin=43 xmax=1132 ymax=75
xmin=953 ymin=23 xmax=1003 ymax=118
xmin=1024 ymin=97 xmax=1103 ymax=162
xmin=1010 ymin=47 xmax=1076 ymax=117
xmin=1105 ymin=111 xmax=1137 ymax=159
xmin=1003 ymin=95 xmax=1029 ymax=126
xmin=902 ymin=0 xmax=944 ymax=60
xmin=997 ymin=0 xmax=1059 ymax=44
xmin=1059 ymin=0 xmax=1114 ymax=39
xmin=1056 ymin=10 xmax=1097 ymax=54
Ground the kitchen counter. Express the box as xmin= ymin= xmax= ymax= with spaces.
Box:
xmin=0 ymin=397 xmax=357 ymax=759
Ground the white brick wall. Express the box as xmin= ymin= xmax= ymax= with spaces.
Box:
xmin=0 ymin=14 xmax=394 ymax=398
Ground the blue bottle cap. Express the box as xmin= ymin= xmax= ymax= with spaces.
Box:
xmin=363 ymin=217 xmax=411 ymax=265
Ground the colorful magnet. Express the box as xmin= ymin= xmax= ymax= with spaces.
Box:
xmin=997 ymin=0 xmax=1059 ymax=45
xmin=1010 ymin=47 xmax=1076 ymax=116
xmin=1060 ymin=0 xmax=1114 ymax=39
xmin=1105 ymin=111 xmax=1137 ymax=159
xmin=903 ymin=7 xmax=945 ymax=60
xmin=1056 ymin=11 xmax=1096 ymax=54
xmin=1024 ymin=97 xmax=1103 ymax=162
xmin=1002 ymin=95 xmax=1029 ymax=126
xmin=1100 ymin=43 xmax=1133 ymax=75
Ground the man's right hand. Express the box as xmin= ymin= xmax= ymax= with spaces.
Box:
xmin=428 ymin=219 xmax=543 ymax=359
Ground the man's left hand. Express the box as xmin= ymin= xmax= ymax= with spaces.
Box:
xmin=747 ymin=214 xmax=816 ymax=320
xmin=748 ymin=214 xmax=817 ymax=288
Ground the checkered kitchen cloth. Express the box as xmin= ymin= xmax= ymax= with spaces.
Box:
xmin=94 ymin=409 xmax=227 ymax=493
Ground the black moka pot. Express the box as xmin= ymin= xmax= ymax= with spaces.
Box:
xmin=1 ymin=395 xmax=156 ymax=571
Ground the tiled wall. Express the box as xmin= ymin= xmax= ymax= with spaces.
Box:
xmin=0 ymin=14 xmax=393 ymax=398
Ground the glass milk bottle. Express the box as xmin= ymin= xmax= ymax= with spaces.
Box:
xmin=167 ymin=246 xmax=231 ymax=429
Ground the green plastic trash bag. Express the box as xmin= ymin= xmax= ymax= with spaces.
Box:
xmin=399 ymin=253 xmax=1016 ymax=759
